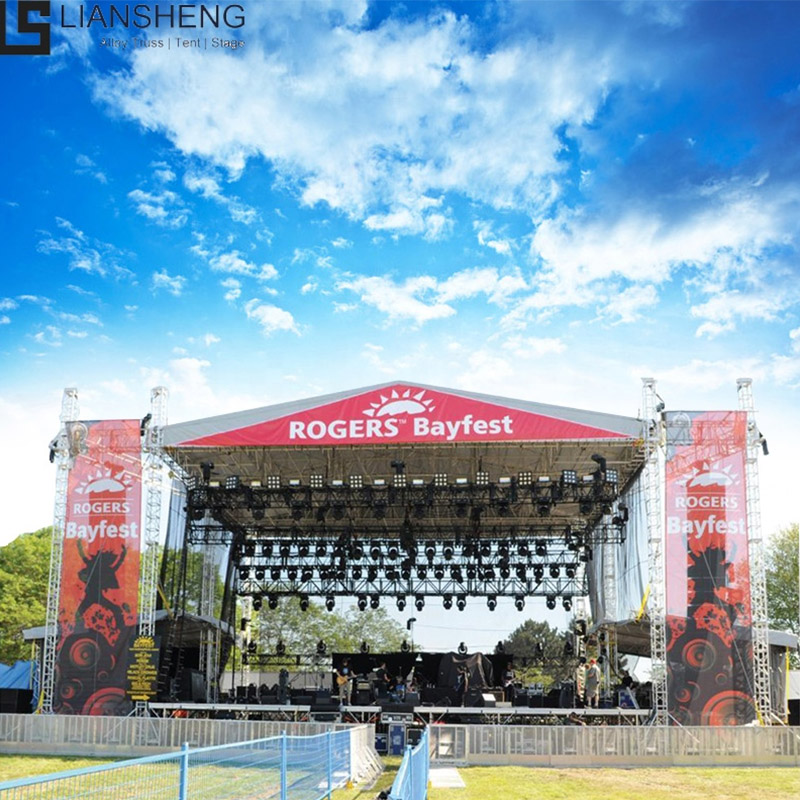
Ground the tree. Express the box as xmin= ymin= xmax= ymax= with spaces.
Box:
xmin=502 ymin=619 xmax=574 ymax=690
xmin=766 ymin=523 xmax=799 ymax=664
xmin=0 ymin=527 xmax=51 ymax=664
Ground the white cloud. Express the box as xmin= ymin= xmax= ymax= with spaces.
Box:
xmin=599 ymin=283 xmax=659 ymax=324
xmin=93 ymin=7 xmax=619 ymax=233
xmin=474 ymin=220 xmax=513 ymax=256
xmin=37 ymin=217 xmax=132 ymax=279
xmin=301 ymin=279 xmax=318 ymax=295
xmin=691 ymin=289 xmax=792 ymax=338
xmin=75 ymin=153 xmax=108 ymax=184
xmin=331 ymin=237 xmax=352 ymax=249
xmin=152 ymin=269 xmax=187 ymax=296
xmin=208 ymin=251 xmax=278 ymax=281
xmin=336 ymin=274 xmax=455 ymax=325
xmin=436 ymin=267 xmax=527 ymax=306
xmin=0 ymin=316 xmax=10 ymax=325
xmin=33 ymin=325 xmax=63 ymax=347
xmin=221 ymin=278 xmax=241 ymax=302
xmin=501 ymin=335 xmax=566 ymax=358
xmin=244 ymin=299 xmax=299 ymax=335
xmin=128 ymin=188 xmax=189 ymax=228
xmin=0 ymin=298 xmax=18 ymax=311
xmin=789 ymin=326 xmax=800 ymax=353
xmin=184 ymin=171 xmax=259 ymax=225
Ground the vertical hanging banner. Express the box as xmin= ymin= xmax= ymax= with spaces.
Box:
xmin=664 ymin=411 xmax=755 ymax=725
xmin=55 ymin=420 xmax=141 ymax=715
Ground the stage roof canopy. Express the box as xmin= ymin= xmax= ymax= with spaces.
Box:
xmin=163 ymin=382 xmax=645 ymax=489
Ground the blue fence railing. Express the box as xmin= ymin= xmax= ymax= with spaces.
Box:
xmin=0 ymin=729 xmax=352 ymax=800
xmin=388 ymin=728 xmax=429 ymax=800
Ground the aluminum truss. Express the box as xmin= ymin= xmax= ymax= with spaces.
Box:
xmin=41 ymin=388 xmax=79 ymax=713
xmin=736 ymin=378 xmax=772 ymax=722
xmin=137 ymin=387 xmax=169 ymax=715
xmin=642 ymin=377 xmax=668 ymax=726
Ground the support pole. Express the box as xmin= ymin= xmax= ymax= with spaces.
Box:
xmin=40 ymin=388 xmax=79 ymax=713
xmin=642 ymin=378 xmax=668 ymax=726
xmin=736 ymin=378 xmax=772 ymax=722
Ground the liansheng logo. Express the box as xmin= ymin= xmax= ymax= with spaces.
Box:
xmin=0 ymin=1 xmax=245 ymax=55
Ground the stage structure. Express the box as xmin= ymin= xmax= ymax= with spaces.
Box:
xmin=39 ymin=381 xmax=772 ymax=725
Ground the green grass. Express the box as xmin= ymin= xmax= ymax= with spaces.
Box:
xmin=3 ymin=755 xmax=799 ymax=800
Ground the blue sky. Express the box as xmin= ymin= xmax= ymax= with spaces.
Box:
xmin=2 ymin=1 xmax=799 ymax=651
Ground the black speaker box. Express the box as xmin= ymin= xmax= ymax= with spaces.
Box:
xmin=294 ymin=694 xmax=313 ymax=705
xmin=0 ymin=689 xmax=32 ymax=714
xmin=405 ymin=691 xmax=420 ymax=705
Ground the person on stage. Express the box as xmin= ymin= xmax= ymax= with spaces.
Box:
xmin=502 ymin=658 xmax=516 ymax=703
xmin=585 ymin=658 xmax=601 ymax=709
xmin=336 ymin=658 xmax=353 ymax=706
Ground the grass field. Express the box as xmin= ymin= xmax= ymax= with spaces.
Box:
xmin=2 ymin=754 xmax=799 ymax=800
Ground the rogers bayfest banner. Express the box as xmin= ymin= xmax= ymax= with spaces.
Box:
xmin=664 ymin=411 xmax=755 ymax=725
xmin=180 ymin=384 xmax=630 ymax=446
xmin=55 ymin=420 xmax=141 ymax=715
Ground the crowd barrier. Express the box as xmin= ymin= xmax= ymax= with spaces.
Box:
xmin=389 ymin=728 xmax=429 ymax=800
xmin=0 ymin=729 xmax=357 ymax=800
xmin=428 ymin=723 xmax=800 ymax=767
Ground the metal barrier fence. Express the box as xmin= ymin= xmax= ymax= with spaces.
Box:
xmin=389 ymin=728 xmax=429 ymax=800
xmin=0 ymin=730 xmax=354 ymax=800
xmin=429 ymin=723 xmax=800 ymax=767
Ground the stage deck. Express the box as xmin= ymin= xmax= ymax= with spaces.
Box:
xmin=149 ymin=702 xmax=650 ymax=726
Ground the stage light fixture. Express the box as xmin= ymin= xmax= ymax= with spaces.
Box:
xmin=500 ymin=565 xmax=510 ymax=579
xmin=351 ymin=541 xmax=364 ymax=559
xmin=537 ymin=502 xmax=551 ymax=517
xmin=566 ymin=564 xmax=577 ymax=578
xmin=299 ymin=595 xmax=309 ymax=611
xmin=247 ymin=640 xmax=257 ymax=653
xmin=252 ymin=507 xmax=265 ymax=520
xmin=342 ymin=473 xmax=360 ymax=489
xmin=239 ymin=567 xmax=250 ymax=580
xmin=591 ymin=453 xmax=607 ymax=473
xmin=562 ymin=596 xmax=572 ymax=612
xmin=518 ymin=471 xmax=533 ymax=486
xmin=533 ymin=564 xmax=544 ymax=581
xmin=443 ymin=594 xmax=453 ymax=610
xmin=261 ymin=542 xmax=273 ymax=557
xmin=425 ymin=543 xmax=436 ymax=560
xmin=515 ymin=564 xmax=527 ymax=580
xmin=268 ymin=594 xmax=278 ymax=610
xmin=393 ymin=473 xmax=407 ymax=488
xmin=276 ymin=640 xmax=286 ymax=656
xmin=605 ymin=469 xmax=618 ymax=485
xmin=476 ymin=471 xmax=489 ymax=486
xmin=387 ymin=544 xmax=400 ymax=560
xmin=396 ymin=595 xmax=407 ymax=611
xmin=535 ymin=540 xmax=547 ymax=557
xmin=224 ymin=475 xmax=240 ymax=491
xmin=579 ymin=500 xmax=594 ymax=515
xmin=208 ymin=480 xmax=220 ymax=488
xmin=466 ymin=565 xmax=477 ymax=580
xmin=287 ymin=567 xmax=297 ymax=581
xmin=271 ymin=567 xmax=281 ymax=580
xmin=487 ymin=595 xmax=497 ymax=611
xmin=370 ymin=594 xmax=380 ymax=609
xmin=367 ymin=565 xmax=378 ymax=582
xmin=434 ymin=565 xmax=445 ymax=580
xmin=560 ymin=469 xmax=577 ymax=486
xmin=450 ymin=566 xmax=463 ymax=583
xmin=456 ymin=595 xmax=466 ymax=611
xmin=417 ymin=565 xmax=428 ymax=579
xmin=357 ymin=594 xmax=368 ymax=611
xmin=310 ymin=474 xmax=324 ymax=489
xmin=279 ymin=543 xmax=290 ymax=558
xmin=518 ymin=542 xmax=529 ymax=557
xmin=254 ymin=567 xmax=265 ymax=581
xmin=480 ymin=542 xmax=492 ymax=558
xmin=549 ymin=564 xmax=560 ymax=578
xmin=252 ymin=596 xmax=262 ymax=611
xmin=484 ymin=566 xmax=496 ymax=580
xmin=415 ymin=595 xmax=425 ymax=611
xmin=386 ymin=567 xmax=399 ymax=581
xmin=267 ymin=475 xmax=281 ymax=489
xmin=401 ymin=639 xmax=410 ymax=652
xmin=352 ymin=565 xmax=363 ymax=580
xmin=498 ymin=541 xmax=509 ymax=559
xmin=514 ymin=595 xmax=525 ymax=611
xmin=442 ymin=544 xmax=454 ymax=560
xmin=564 ymin=639 xmax=574 ymax=656
xmin=434 ymin=473 xmax=448 ymax=487
xmin=458 ymin=642 xmax=467 ymax=655
xmin=201 ymin=461 xmax=215 ymax=482
xmin=316 ymin=639 xmax=327 ymax=655
xmin=373 ymin=478 xmax=386 ymax=487
xmin=298 ymin=541 xmax=310 ymax=557
xmin=316 ymin=542 xmax=327 ymax=557
xmin=546 ymin=595 xmax=556 ymax=610
xmin=401 ymin=565 xmax=412 ymax=580
xmin=185 ymin=475 xmax=198 ymax=491
xmin=245 ymin=542 xmax=256 ymax=558
xmin=370 ymin=544 xmax=382 ymax=560
xmin=360 ymin=641 xmax=370 ymax=653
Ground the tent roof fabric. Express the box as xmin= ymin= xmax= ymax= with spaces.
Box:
xmin=0 ymin=660 xmax=31 ymax=689
xmin=162 ymin=381 xmax=642 ymax=446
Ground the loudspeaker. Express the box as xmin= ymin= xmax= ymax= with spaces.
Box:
xmin=355 ymin=689 xmax=372 ymax=705
xmin=294 ymin=694 xmax=313 ymax=705
xmin=405 ymin=691 xmax=420 ymax=705
xmin=464 ymin=687 xmax=484 ymax=707
xmin=178 ymin=670 xmax=206 ymax=702
xmin=0 ymin=689 xmax=32 ymax=714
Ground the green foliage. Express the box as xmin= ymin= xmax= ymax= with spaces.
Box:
xmin=0 ymin=527 xmax=51 ymax=664
xmin=502 ymin=618 xmax=573 ymax=690
xmin=765 ymin=523 xmax=799 ymax=666
xmin=228 ymin=597 xmax=406 ymax=671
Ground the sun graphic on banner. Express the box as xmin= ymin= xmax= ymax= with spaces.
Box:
xmin=363 ymin=388 xmax=435 ymax=418
xmin=74 ymin=468 xmax=134 ymax=495
xmin=679 ymin=461 xmax=738 ymax=488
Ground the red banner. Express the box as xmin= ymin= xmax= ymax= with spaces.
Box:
xmin=55 ymin=420 xmax=141 ymax=715
xmin=664 ymin=411 xmax=755 ymax=725
xmin=180 ymin=384 xmax=631 ymax=446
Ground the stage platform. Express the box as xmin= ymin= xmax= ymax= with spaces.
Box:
xmin=149 ymin=702 xmax=650 ymax=726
